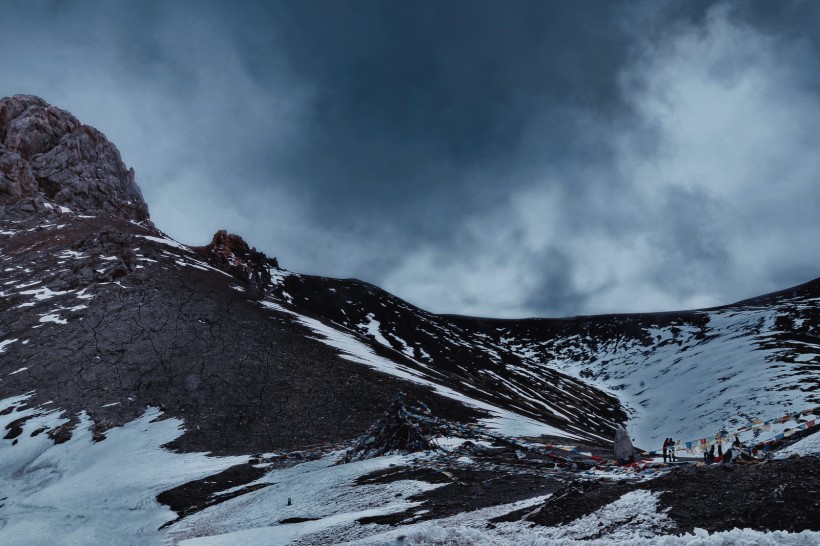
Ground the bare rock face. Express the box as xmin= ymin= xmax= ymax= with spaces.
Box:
xmin=0 ymin=94 xmax=149 ymax=221
xmin=198 ymin=229 xmax=280 ymax=290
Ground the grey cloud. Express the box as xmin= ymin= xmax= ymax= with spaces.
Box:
xmin=1 ymin=0 xmax=819 ymax=318
xmin=259 ymin=1 xmax=636 ymax=220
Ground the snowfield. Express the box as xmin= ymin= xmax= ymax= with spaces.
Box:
xmin=772 ymin=432 xmax=820 ymax=459
xmin=2 ymin=93 xmax=818 ymax=546
xmin=357 ymin=526 xmax=820 ymax=546
xmin=0 ymin=396 xmax=245 ymax=546
xmin=2 ymin=391 xmax=818 ymax=545
xmin=488 ymin=304 xmax=820 ymax=451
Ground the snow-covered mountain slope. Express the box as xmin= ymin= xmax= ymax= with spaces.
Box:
xmin=265 ymin=272 xmax=626 ymax=442
xmin=2 ymin=177 xmax=817 ymax=453
xmin=0 ymin=395 xmax=246 ymax=545
xmin=0 ymin=214 xmax=502 ymax=454
xmin=446 ymin=284 xmax=819 ymax=448
xmin=267 ymin=268 xmax=819 ymax=450
xmin=2 ymin=95 xmax=819 ymax=544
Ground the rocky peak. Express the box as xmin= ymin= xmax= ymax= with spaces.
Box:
xmin=199 ymin=229 xmax=279 ymax=289
xmin=0 ymin=94 xmax=149 ymax=222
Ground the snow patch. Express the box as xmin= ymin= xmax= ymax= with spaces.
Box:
xmin=0 ymin=396 xmax=246 ymax=545
xmin=0 ymin=338 xmax=18 ymax=353
xmin=362 ymin=313 xmax=391 ymax=348
xmin=170 ymin=454 xmax=443 ymax=545
xmin=268 ymin=267 xmax=293 ymax=286
xmin=137 ymin=234 xmax=192 ymax=253
xmin=38 ymin=314 xmax=67 ymax=325
xmin=772 ymin=432 xmax=820 ymax=459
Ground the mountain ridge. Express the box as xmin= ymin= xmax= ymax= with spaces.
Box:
xmin=1 ymin=95 xmax=817 ymax=456
xmin=1 ymin=95 xmax=818 ymax=544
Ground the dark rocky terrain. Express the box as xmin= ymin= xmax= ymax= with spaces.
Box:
xmin=497 ymin=455 xmax=820 ymax=534
xmin=0 ymin=212 xmax=489 ymax=454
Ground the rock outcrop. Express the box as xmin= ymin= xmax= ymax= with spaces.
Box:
xmin=198 ymin=229 xmax=279 ymax=289
xmin=0 ymin=94 xmax=149 ymax=221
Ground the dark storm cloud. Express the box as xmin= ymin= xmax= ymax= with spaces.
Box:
xmin=260 ymin=1 xmax=633 ymax=226
xmin=2 ymin=0 xmax=819 ymax=318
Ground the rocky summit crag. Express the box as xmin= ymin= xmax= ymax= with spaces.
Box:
xmin=0 ymin=94 xmax=148 ymax=222
xmin=0 ymin=96 xmax=818 ymax=544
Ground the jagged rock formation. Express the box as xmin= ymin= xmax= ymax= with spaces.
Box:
xmin=195 ymin=230 xmax=279 ymax=291
xmin=0 ymin=94 xmax=148 ymax=221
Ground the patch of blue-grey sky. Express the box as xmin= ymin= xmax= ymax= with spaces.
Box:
xmin=1 ymin=0 xmax=818 ymax=318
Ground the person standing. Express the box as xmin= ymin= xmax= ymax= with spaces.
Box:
xmin=662 ymin=438 xmax=669 ymax=463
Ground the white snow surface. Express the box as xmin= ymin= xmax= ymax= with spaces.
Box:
xmin=166 ymin=460 xmax=820 ymax=546
xmin=772 ymin=432 xmax=820 ymax=459
xmin=494 ymin=305 xmax=820 ymax=450
xmin=347 ymin=489 xmax=673 ymax=545
xmin=361 ymin=313 xmax=391 ymax=348
xmin=0 ymin=395 xmax=246 ymax=546
xmin=268 ymin=267 xmax=293 ymax=286
xmin=1 ymin=407 xmax=816 ymax=546
xmin=353 ymin=526 xmax=820 ymax=545
xmin=37 ymin=313 xmax=67 ymax=325
xmin=18 ymin=286 xmax=68 ymax=301
xmin=0 ymin=338 xmax=18 ymax=353
xmin=171 ymin=454 xmax=444 ymax=545
xmin=136 ymin=234 xmax=192 ymax=253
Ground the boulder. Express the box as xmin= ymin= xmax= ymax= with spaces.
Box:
xmin=614 ymin=425 xmax=635 ymax=463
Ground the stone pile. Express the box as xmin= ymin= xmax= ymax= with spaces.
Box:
xmin=340 ymin=394 xmax=440 ymax=463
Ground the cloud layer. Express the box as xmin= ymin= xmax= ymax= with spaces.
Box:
xmin=1 ymin=0 xmax=818 ymax=317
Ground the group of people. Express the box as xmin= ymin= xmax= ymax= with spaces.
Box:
xmin=616 ymin=427 xmax=760 ymax=466
xmin=661 ymin=436 xmax=757 ymax=464
xmin=705 ymin=437 xmax=757 ymax=464
xmin=662 ymin=438 xmax=677 ymax=462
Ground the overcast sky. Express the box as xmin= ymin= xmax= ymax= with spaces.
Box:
xmin=2 ymin=0 xmax=819 ymax=318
